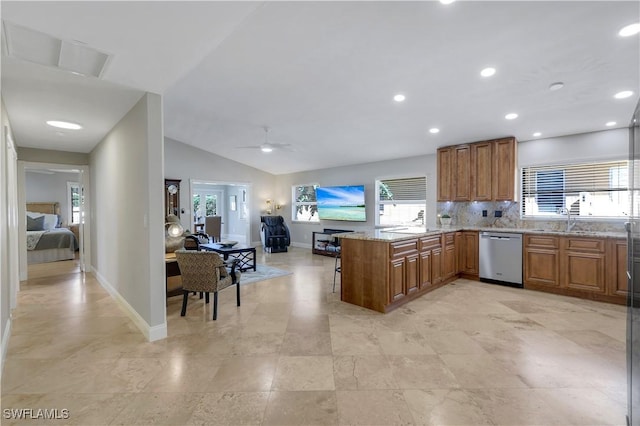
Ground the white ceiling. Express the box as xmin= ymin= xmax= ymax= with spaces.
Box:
xmin=2 ymin=1 xmax=639 ymax=174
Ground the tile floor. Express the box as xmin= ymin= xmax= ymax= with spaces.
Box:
xmin=1 ymin=247 xmax=628 ymax=425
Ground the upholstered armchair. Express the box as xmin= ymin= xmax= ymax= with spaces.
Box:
xmin=174 ymin=249 xmax=241 ymax=320
xmin=260 ymin=215 xmax=290 ymax=253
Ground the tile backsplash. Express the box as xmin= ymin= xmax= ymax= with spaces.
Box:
xmin=437 ymin=201 xmax=626 ymax=233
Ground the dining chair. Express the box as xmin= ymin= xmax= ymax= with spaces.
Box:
xmin=174 ymin=249 xmax=240 ymax=320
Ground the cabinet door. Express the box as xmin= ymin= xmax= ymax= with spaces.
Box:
xmin=437 ymin=147 xmax=453 ymax=201
xmin=432 ymin=248 xmax=443 ymax=284
xmin=471 ymin=142 xmax=492 ymax=201
xmin=608 ymin=239 xmax=629 ymax=296
xmin=443 ymin=243 xmax=457 ymax=279
xmin=390 ymin=258 xmax=406 ymax=302
xmin=453 ymin=145 xmax=471 ymax=201
xmin=563 ymin=251 xmax=606 ymax=293
xmin=406 ymin=253 xmax=419 ymax=294
xmin=461 ymin=231 xmax=479 ymax=274
xmin=420 ymin=250 xmax=432 ymax=289
xmin=492 ymin=138 xmax=516 ymax=201
xmin=524 ymin=248 xmax=560 ymax=288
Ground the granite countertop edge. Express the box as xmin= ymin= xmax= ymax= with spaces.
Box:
xmin=335 ymin=226 xmax=626 ymax=242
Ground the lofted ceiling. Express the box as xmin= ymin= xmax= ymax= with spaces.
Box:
xmin=1 ymin=1 xmax=639 ymax=175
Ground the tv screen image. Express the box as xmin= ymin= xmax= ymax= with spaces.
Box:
xmin=315 ymin=185 xmax=366 ymax=222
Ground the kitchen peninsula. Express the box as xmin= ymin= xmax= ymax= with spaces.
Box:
xmin=338 ymin=227 xmax=461 ymax=313
xmin=337 ymin=226 xmax=627 ymax=313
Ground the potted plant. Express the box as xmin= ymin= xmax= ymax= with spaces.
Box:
xmin=440 ymin=214 xmax=452 ymax=227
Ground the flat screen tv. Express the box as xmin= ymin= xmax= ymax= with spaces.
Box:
xmin=315 ymin=185 xmax=366 ymax=222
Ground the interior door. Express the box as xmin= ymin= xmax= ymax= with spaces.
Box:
xmin=627 ymin=99 xmax=640 ymax=426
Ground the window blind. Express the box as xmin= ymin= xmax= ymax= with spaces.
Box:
xmin=379 ymin=177 xmax=427 ymax=201
xmin=521 ymin=160 xmax=629 ymax=218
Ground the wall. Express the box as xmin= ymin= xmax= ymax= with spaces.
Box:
xmin=90 ymin=92 xmax=166 ymax=340
xmin=275 ymin=154 xmax=438 ymax=247
xmin=164 ymin=138 xmax=276 ymax=245
xmin=16 ymin=147 xmax=89 ymax=165
xmin=0 ymin=97 xmax=19 ymax=372
xmin=25 ymin=170 xmax=79 ymax=225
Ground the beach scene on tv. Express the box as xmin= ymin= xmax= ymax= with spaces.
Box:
xmin=315 ymin=185 xmax=366 ymax=221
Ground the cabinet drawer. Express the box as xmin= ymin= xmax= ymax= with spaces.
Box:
xmin=525 ymin=234 xmax=559 ymax=249
xmin=443 ymin=233 xmax=456 ymax=246
xmin=419 ymin=236 xmax=441 ymax=251
xmin=564 ymin=237 xmax=605 ymax=253
xmin=390 ymin=239 xmax=418 ymax=257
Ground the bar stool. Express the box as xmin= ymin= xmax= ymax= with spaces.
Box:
xmin=333 ymin=247 xmax=341 ymax=293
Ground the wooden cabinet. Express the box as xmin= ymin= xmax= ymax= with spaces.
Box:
xmin=524 ymin=233 xmax=626 ymax=304
xmin=524 ymin=234 xmax=560 ymax=288
xmin=437 ymin=147 xmax=453 ymax=201
xmin=607 ymin=239 xmax=628 ymax=297
xmin=442 ymin=232 xmax=457 ymax=279
xmin=471 ymin=142 xmax=493 ymax=201
xmin=459 ymin=231 xmax=479 ymax=276
xmin=453 ymin=145 xmax=471 ymax=201
xmin=561 ymin=237 xmax=606 ymax=294
xmin=437 ymin=137 xmax=516 ymax=202
xmin=341 ymin=233 xmax=453 ymax=313
xmin=492 ymin=138 xmax=517 ymax=201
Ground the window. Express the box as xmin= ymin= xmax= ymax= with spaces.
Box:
xmin=292 ymin=184 xmax=318 ymax=222
xmin=193 ymin=193 xmax=217 ymax=222
xmin=376 ymin=176 xmax=427 ymax=226
xmin=67 ymin=182 xmax=81 ymax=224
xmin=521 ymin=160 xmax=629 ymax=218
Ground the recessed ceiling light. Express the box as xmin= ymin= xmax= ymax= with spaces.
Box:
xmin=619 ymin=23 xmax=640 ymax=37
xmin=46 ymin=120 xmax=82 ymax=130
xmin=549 ymin=82 xmax=564 ymax=91
xmin=505 ymin=113 xmax=518 ymax=120
xmin=533 ymin=132 xmax=542 ymax=137
xmin=439 ymin=0 xmax=455 ymax=4
xmin=480 ymin=67 xmax=496 ymax=77
xmin=606 ymin=121 xmax=617 ymax=127
xmin=429 ymin=128 xmax=440 ymax=134
xmin=614 ymin=90 xmax=634 ymax=99
xmin=393 ymin=94 xmax=406 ymax=102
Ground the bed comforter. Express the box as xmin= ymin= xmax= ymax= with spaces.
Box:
xmin=27 ymin=228 xmax=78 ymax=251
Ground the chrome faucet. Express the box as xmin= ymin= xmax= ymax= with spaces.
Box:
xmin=557 ymin=207 xmax=576 ymax=232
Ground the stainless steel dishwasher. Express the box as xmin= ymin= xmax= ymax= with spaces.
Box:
xmin=479 ymin=231 xmax=523 ymax=287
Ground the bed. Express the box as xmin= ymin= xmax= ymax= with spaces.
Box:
xmin=26 ymin=202 xmax=78 ymax=264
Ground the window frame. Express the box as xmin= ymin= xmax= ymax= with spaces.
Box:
xmin=67 ymin=181 xmax=81 ymax=225
xmin=375 ymin=176 xmax=427 ymax=227
xmin=291 ymin=183 xmax=319 ymax=223
xmin=520 ymin=159 xmax=630 ymax=220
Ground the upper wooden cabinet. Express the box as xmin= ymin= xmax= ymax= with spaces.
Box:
xmin=438 ymin=137 xmax=517 ymax=202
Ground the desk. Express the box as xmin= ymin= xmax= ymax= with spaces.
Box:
xmin=200 ymin=243 xmax=257 ymax=272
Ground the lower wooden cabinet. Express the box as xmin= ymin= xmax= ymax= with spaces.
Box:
xmin=524 ymin=235 xmax=560 ymax=288
xmin=442 ymin=232 xmax=457 ymax=279
xmin=459 ymin=231 xmax=479 ymax=276
xmin=524 ymin=234 xmax=626 ymax=304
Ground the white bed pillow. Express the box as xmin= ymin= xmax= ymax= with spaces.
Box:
xmin=26 ymin=211 xmax=42 ymax=218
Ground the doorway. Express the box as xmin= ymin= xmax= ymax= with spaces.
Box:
xmin=190 ymin=180 xmax=251 ymax=244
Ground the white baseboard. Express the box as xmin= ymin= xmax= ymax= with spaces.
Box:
xmin=93 ymin=270 xmax=167 ymax=342
xmin=1 ymin=315 xmax=12 ymax=377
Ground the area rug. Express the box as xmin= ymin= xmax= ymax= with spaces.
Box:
xmin=239 ymin=264 xmax=292 ymax=285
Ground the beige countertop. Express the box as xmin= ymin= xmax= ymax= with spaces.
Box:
xmin=335 ymin=226 xmax=626 ymax=242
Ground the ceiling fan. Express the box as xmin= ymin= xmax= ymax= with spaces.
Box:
xmin=236 ymin=127 xmax=293 ymax=153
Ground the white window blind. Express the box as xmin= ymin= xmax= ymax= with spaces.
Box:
xmin=521 ymin=160 xmax=629 ymax=218
xmin=377 ymin=177 xmax=427 ymax=226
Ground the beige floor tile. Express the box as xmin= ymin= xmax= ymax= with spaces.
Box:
xmin=403 ymin=389 xmax=493 ymax=425
xmin=208 ymin=356 xmax=277 ymax=391
xmin=231 ymin=331 xmax=285 ymax=355
xmin=186 ymin=392 xmax=269 ymax=425
xmin=531 ymin=387 xmax=627 ymax=425
xmin=375 ymin=331 xmax=436 ymax=355
xmin=142 ymin=356 xmax=225 ymax=392
xmin=272 ymin=355 xmax=335 ymax=391
xmin=280 ymin=330 xmax=333 ymax=355
xmin=262 ymin=391 xmax=338 ymax=425
xmin=439 ymin=353 xmax=529 ymax=389
xmin=387 ymin=355 xmax=459 ymax=390
xmin=333 ymin=355 xmax=398 ymax=390
xmin=420 ymin=330 xmax=489 ymax=355
xmin=109 ymin=392 xmax=202 ymax=425
xmin=330 ymin=331 xmax=383 ymax=356
xmin=336 ymin=389 xmax=415 ymax=425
